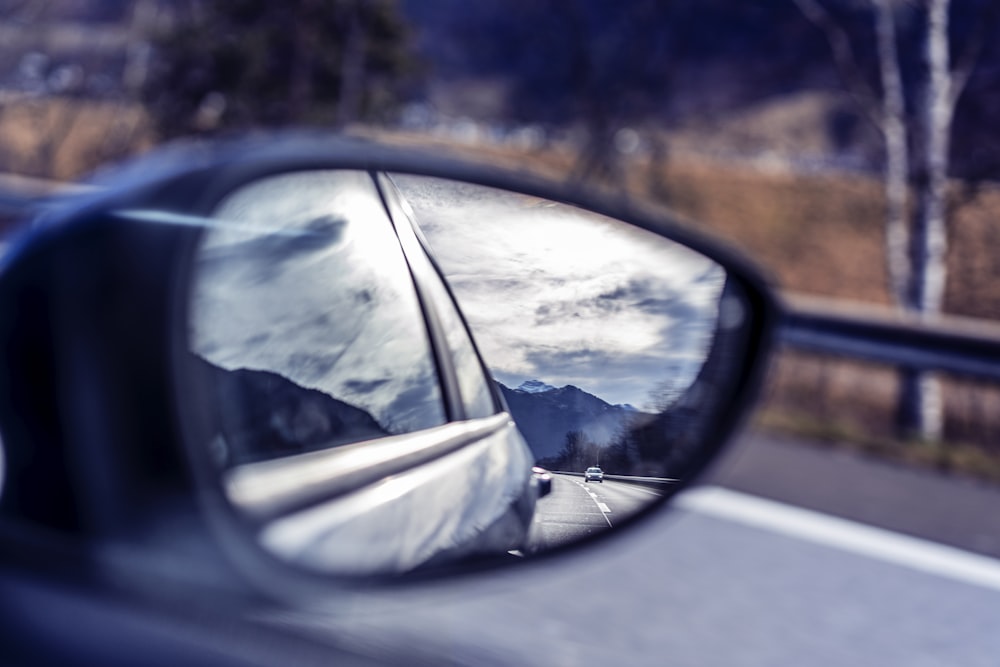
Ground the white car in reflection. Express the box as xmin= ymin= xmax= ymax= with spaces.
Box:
xmin=585 ymin=466 xmax=604 ymax=483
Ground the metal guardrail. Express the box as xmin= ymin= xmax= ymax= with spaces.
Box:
xmin=779 ymin=293 xmax=1000 ymax=381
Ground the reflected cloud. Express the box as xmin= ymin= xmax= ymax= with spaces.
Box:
xmin=343 ymin=378 xmax=391 ymax=394
xmin=200 ymin=215 xmax=347 ymax=261
xmin=191 ymin=170 xmax=447 ymax=438
xmin=393 ymin=174 xmax=725 ymax=407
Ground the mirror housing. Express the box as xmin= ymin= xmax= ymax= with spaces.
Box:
xmin=0 ymin=134 xmax=777 ymax=596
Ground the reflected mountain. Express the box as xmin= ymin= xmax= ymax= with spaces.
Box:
xmin=500 ymin=379 xmax=714 ymax=479
xmin=195 ymin=357 xmax=389 ymax=466
xmin=498 ymin=380 xmax=653 ymax=462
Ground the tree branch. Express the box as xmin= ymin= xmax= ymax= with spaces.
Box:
xmin=947 ymin=2 xmax=998 ymax=112
xmin=792 ymin=0 xmax=884 ymax=132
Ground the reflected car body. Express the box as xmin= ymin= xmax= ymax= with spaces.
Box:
xmin=585 ymin=466 xmax=604 ymax=483
xmin=532 ymin=466 xmax=553 ymax=497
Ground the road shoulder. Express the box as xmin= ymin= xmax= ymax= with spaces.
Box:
xmin=706 ymin=429 xmax=1000 ymax=559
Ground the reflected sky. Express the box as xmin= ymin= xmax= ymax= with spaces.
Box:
xmin=391 ymin=175 xmax=725 ymax=408
xmin=191 ymin=171 xmax=445 ymax=435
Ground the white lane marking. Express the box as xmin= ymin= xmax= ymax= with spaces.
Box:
xmin=578 ymin=483 xmax=613 ymax=527
xmin=676 ymin=486 xmax=1000 ymax=593
xmin=564 ymin=477 xmax=613 ymax=524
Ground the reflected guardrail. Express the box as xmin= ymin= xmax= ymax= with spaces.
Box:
xmin=551 ymin=471 xmax=678 ymax=490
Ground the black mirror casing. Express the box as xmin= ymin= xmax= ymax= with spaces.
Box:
xmin=0 ymin=135 xmax=778 ymax=598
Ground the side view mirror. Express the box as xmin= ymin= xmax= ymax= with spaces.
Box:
xmin=0 ymin=136 xmax=775 ymax=594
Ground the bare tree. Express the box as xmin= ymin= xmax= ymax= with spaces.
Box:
xmin=794 ymin=0 xmax=988 ymax=441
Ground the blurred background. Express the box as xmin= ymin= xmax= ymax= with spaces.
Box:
xmin=3 ymin=0 xmax=1000 ymax=486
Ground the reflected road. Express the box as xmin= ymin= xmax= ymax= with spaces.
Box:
xmin=526 ymin=474 xmax=664 ymax=552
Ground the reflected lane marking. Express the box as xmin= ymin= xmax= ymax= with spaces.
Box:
xmin=577 ymin=482 xmax=613 ymax=528
xmin=677 ymin=486 xmax=1000 ymax=592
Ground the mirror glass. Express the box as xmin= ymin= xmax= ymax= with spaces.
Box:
xmin=190 ymin=170 xmax=447 ymax=466
xmin=389 ymin=174 xmax=744 ymax=552
xmin=184 ymin=169 xmax=753 ymax=577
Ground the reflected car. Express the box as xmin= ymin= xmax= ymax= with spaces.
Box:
xmin=585 ymin=466 xmax=605 ymax=483
xmin=532 ymin=466 xmax=553 ymax=497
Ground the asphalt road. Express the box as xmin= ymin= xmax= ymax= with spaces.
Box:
xmin=525 ymin=475 xmax=663 ymax=552
xmin=285 ymin=430 xmax=1000 ymax=666
xmin=708 ymin=430 xmax=1000 ymax=559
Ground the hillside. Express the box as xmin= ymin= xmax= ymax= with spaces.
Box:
xmin=497 ymin=380 xmax=641 ymax=462
xmin=195 ymin=357 xmax=389 ymax=466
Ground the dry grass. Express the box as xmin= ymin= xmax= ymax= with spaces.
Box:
xmin=657 ymin=161 xmax=889 ymax=301
xmin=0 ymin=97 xmax=153 ymax=180
xmin=648 ymin=157 xmax=1000 ymax=318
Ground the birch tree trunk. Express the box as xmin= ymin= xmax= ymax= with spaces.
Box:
xmin=797 ymin=0 xmax=978 ymax=442
xmin=898 ymin=0 xmax=953 ymax=441
xmin=873 ymin=0 xmax=909 ymax=306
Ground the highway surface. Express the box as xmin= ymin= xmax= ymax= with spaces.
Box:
xmin=282 ymin=432 xmax=1000 ymax=666
xmin=525 ymin=474 xmax=663 ymax=552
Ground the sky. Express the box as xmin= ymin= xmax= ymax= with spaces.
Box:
xmin=392 ymin=174 xmax=726 ymax=409
xmin=190 ymin=170 xmax=447 ymax=435
xmin=187 ymin=169 xmax=727 ymax=428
